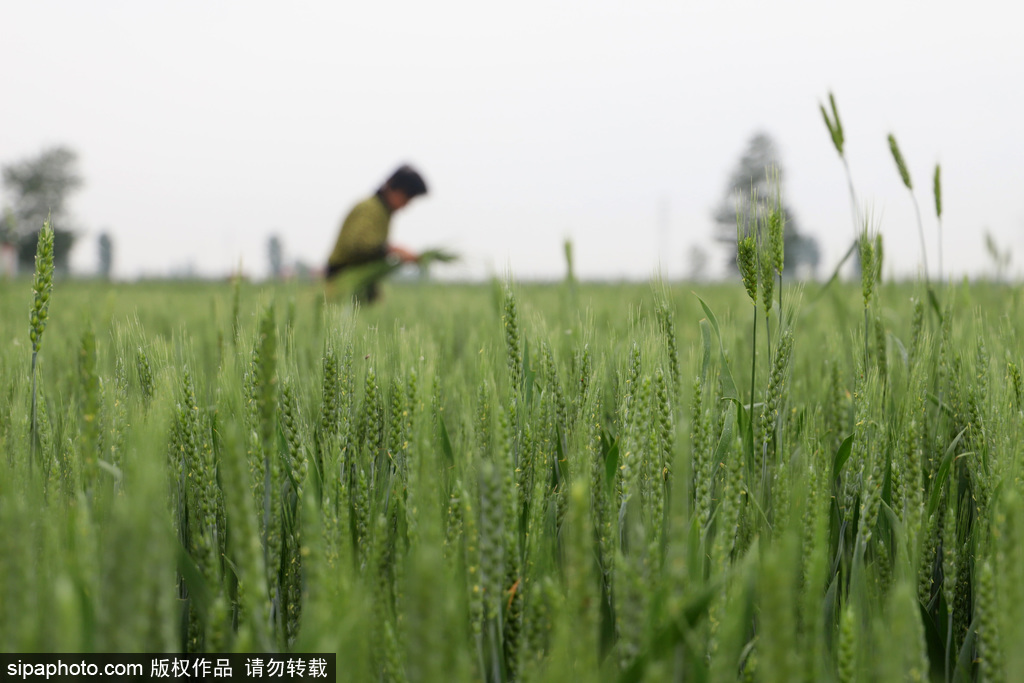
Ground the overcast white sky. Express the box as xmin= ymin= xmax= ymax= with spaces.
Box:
xmin=2 ymin=0 xmax=1022 ymax=281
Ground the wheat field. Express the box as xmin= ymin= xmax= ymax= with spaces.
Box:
xmin=2 ymin=231 xmax=1022 ymax=683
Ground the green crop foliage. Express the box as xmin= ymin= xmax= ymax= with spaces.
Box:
xmin=0 ymin=272 xmax=1022 ymax=683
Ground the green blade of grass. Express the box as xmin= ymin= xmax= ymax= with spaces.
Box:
xmin=693 ymin=293 xmax=739 ymax=403
xmin=832 ymin=434 xmax=855 ymax=481
xmin=926 ymin=427 xmax=969 ymax=519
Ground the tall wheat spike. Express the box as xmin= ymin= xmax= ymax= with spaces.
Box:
xmin=933 ymin=164 xmax=943 ymax=281
xmin=888 ymin=133 xmax=931 ymax=284
xmin=820 ymin=91 xmax=861 ymax=251
xmin=28 ymin=219 xmax=55 ymax=473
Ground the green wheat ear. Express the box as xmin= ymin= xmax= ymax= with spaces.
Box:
xmin=820 ymin=91 xmax=844 ymax=156
xmin=29 ymin=220 xmax=56 ymax=355
xmin=830 ymin=93 xmax=844 ymax=147
xmin=858 ymin=230 xmax=875 ymax=308
xmin=29 ymin=219 xmax=56 ymax=472
xmin=769 ymin=206 xmax=784 ymax=276
xmin=563 ymin=238 xmax=575 ymax=284
xmin=736 ymin=196 xmax=758 ymax=305
xmin=501 ymin=284 xmax=523 ymax=392
xmin=888 ymin=134 xmax=913 ymax=190
xmin=738 ymin=234 xmax=758 ymax=304
xmin=934 ymin=163 xmax=943 ymax=280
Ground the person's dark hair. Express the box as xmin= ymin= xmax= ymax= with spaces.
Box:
xmin=383 ymin=164 xmax=428 ymax=198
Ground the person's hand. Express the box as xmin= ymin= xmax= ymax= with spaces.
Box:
xmin=389 ymin=245 xmax=419 ymax=264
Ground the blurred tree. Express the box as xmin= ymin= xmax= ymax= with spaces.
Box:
xmin=1 ymin=206 xmax=15 ymax=245
xmin=713 ymin=132 xmax=820 ymax=277
xmin=0 ymin=207 xmax=16 ymax=278
xmin=2 ymin=146 xmax=81 ymax=272
xmin=268 ymin=234 xmax=284 ymax=279
xmin=98 ymin=232 xmax=113 ymax=279
xmin=686 ymin=244 xmax=710 ymax=281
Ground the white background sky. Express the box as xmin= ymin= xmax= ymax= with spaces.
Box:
xmin=2 ymin=0 xmax=1022 ymax=282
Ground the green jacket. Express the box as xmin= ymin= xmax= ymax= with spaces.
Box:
xmin=327 ymin=193 xmax=391 ymax=272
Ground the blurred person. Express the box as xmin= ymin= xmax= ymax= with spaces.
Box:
xmin=326 ymin=164 xmax=428 ymax=303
